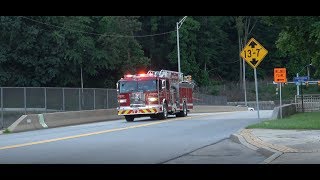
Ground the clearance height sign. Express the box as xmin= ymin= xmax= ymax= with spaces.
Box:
xmin=240 ymin=38 xmax=268 ymax=69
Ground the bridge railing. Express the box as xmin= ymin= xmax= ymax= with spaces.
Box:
xmin=0 ymin=87 xmax=228 ymax=129
xmin=0 ymin=87 xmax=117 ymax=129
xmin=295 ymin=94 xmax=320 ymax=112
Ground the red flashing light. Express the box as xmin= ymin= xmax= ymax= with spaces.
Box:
xmin=124 ymin=72 xmax=154 ymax=78
xmin=138 ymin=74 xmax=147 ymax=77
xmin=124 ymin=74 xmax=133 ymax=78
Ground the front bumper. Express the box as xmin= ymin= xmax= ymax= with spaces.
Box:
xmin=117 ymin=105 xmax=162 ymax=115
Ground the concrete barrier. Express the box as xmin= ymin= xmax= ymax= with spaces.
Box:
xmin=43 ymin=109 xmax=119 ymax=128
xmin=191 ymin=105 xmax=248 ymax=113
xmin=7 ymin=109 xmax=121 ymax=133
xmin=5 ymin=105 xmax=248 ymax=133
xmin=7 ymin=114 xmax=44 ymax=132
xmin=228 ymin=101 xmax=275 ymax=110
xmin=271 ymin=104 xmax=296 ymax=119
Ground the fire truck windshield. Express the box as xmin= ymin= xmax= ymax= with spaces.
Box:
xmin=119 ymin=80 xmax=157 ymax=93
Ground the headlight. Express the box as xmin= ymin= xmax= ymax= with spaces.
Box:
xmin=148 ymin=97 xmax=158 ymax=102
xmin=119 ymin=99 xmax=127 ymax=103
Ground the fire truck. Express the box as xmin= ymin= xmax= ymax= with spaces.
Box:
xmin=116 ymin=69 xmax=194 ymax=122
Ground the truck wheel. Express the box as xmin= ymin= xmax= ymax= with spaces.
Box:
xmin=182 ymin=102 xmax=187 ymax=117
xmin=158 ymin=103 xmax=168 ymax=120
xmin=125 ymin=115 xmax=134 ymax=122
xmin=176 ymin=102 xmax=187 ymax=117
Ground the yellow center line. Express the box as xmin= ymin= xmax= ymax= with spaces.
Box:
xmin=0 ymin=112 xmax=234 ymax=150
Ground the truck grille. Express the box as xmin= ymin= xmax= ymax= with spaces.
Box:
xmin=130 ymin=92 xmax=145 ymax=106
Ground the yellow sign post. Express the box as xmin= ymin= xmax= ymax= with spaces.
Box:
xmin=239 ymin=38 xmax=268 ymax=120
xmin=240 ymin=38 xmax=268 ymax=69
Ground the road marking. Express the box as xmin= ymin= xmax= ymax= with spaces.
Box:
xmin=38 ymin=114 xmax=48 ymax=128
xmin=0 ymin=112 xmax=234 ymax=151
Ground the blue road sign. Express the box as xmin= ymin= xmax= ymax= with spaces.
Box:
xmin=293 ymin=76 xmax=309 ymax=83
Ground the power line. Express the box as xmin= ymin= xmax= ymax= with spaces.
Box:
xmin=20 ymin=16 xmax=176 ymax=38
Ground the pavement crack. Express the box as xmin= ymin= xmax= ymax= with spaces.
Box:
xmin=158 ymin=138 xmax=229 ymax=164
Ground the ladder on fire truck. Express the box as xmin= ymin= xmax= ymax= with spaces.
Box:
xmin=147 ymin=70 xmax=193 ymax=84
xmin=147 ymin=70 xmax=183 ymax=83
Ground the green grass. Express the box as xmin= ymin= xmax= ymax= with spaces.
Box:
xmin=247 ymin=112 xmax=320 ymax=130
xmin=3 ymin=129 xmax=11 ymax=134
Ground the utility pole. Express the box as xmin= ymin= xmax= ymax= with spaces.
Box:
xmin=81 ymin=66 xmax=83 ymax=90
xmin=176 ymin=16 xmax=187 ymax=74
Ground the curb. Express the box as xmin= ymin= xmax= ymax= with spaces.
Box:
xmin=262 ymin=151 xmax=283 ymax=164
xmin=230 ymin=128 xmax=258 ymax=151
xmin=230 ymin=133 xmax=258 ymax=151
xmin=257 ymin=147 xmax=276 ymax=157
xmin=230 ymin=128 xmax=282 ymax=164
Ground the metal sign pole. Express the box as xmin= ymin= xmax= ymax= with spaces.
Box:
xmin=296 ymin=73 xmax=300 ymax=96
xmin=243 ymin=58 xmax=247 ymax=106
xmin=254 ymin=68 xmax=260 ymax=119
xmin=280 ymin=83 xmax=282 ymax=119
xmin=301 ymin=81 xmax=304 ymax=113
xmin=1 ymin=87 xmax=3 ymax=129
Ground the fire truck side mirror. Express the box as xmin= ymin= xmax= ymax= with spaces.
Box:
xmin=161 ymin=80 xmax=166 ymax=89
xmin=116 ymin=82 xmax=119 ymax=92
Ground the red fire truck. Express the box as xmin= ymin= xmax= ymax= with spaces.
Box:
xmin=116 ymin=69 xmax=194 ymax=122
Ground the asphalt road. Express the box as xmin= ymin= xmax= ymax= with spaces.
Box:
xmin=165 ymin=138 xmax=266 ymax=164
xmin=0 ymin=110 xmax=273 ymax=164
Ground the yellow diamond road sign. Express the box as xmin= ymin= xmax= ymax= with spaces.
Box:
xmin=240 ymin=38 xmax=268 ymax=69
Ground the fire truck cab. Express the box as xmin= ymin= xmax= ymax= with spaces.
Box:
xmin=116 ymin=70 xmax=194 ymax=122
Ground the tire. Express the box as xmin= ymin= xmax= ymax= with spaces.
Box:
xmin=125 ymin=115 xmax=134 ymax=122
xmin=182 ymin=102 xmax=187 ymax=117
xmin=176 ymin=102 xmax=187 ymax=117
xmin=158 ymin=103 xmax=168 ymax=120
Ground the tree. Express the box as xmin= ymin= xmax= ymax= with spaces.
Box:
xmin=95 ymin=16 xmax=150 ymax=87
xmin=138 ymin=16 xmax=176 ymax=71
xmin=0 ymin=16 xmax=150 ymax=88
xmin=0 ymin=16 xmax=65 ymax=86
xmin=168 ymin=17 xmax=203 ymax=85
xmin=267 ymin=16 xmax=320 ymax=79
xmin=194 ymin=16 xmax=233 ymax=83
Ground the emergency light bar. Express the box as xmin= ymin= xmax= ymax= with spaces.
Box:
xmin=124 ymin=74 xmax=133 ymax=78
xmin=124 ymin=74 xmax=154 ymax=78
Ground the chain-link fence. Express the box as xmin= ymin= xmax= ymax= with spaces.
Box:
xmin=0 ymin=87 xmax=117 ymax=129
xmin=193 ymin=93 xmax=227 ymax=105
xmin=0 ymin=87 xmax=226 ymax=129
xmin=196 ymin=80 xmax=282 ymax=102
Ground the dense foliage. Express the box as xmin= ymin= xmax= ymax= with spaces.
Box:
xmin=1 ymin=16 xmax=320 ymax=90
